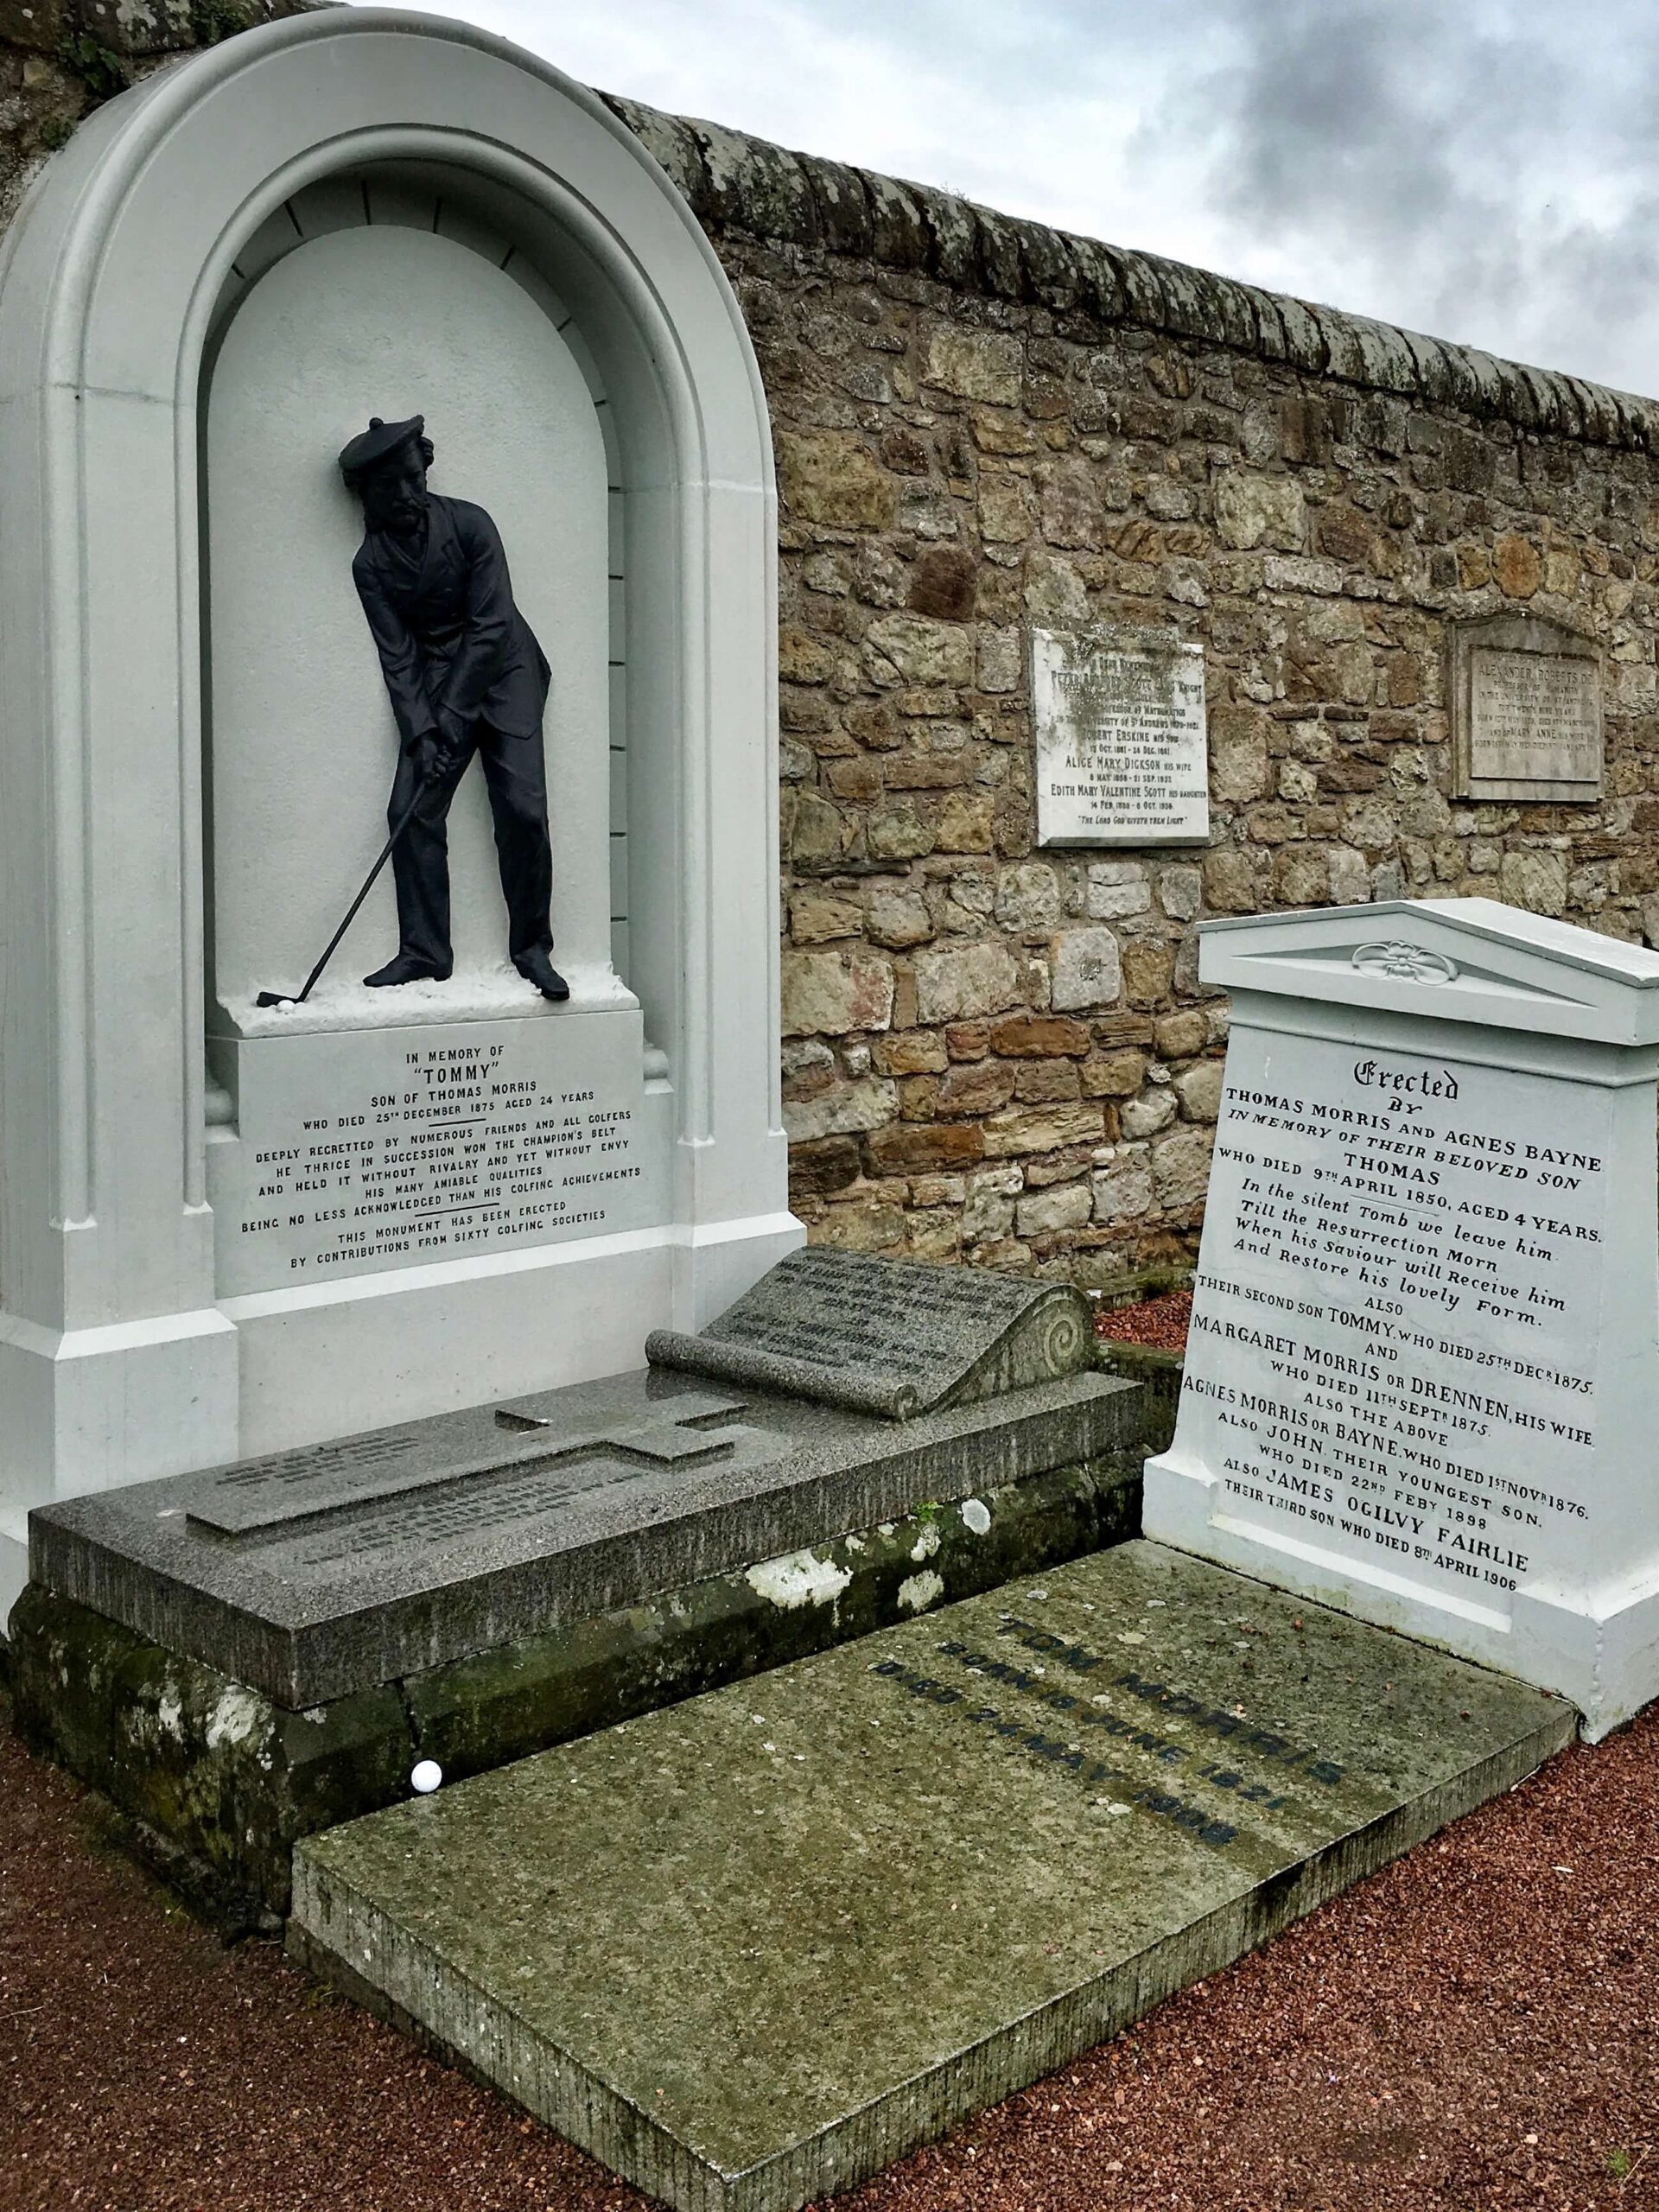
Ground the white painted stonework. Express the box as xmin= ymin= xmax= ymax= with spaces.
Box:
xmin=0 ymin=10 xmax=800 ymax=1615
xmin=1142 ymin=899 xmax=1659 ymax=1739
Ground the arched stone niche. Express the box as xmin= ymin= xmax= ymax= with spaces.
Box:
xmin=0 ymin=10 xmax=797 ymax=1609
xmin=205 ymin=199 xmax=618 ymax=1014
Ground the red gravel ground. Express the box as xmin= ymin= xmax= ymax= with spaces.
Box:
xmin=1095 ymin=1288 xmax=1192 ymax=1351
xmin=3 ymin=1682 xmax=1656 ymax=2212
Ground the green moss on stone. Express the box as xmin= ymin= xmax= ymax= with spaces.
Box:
xmin=13 ymin=1452 xmax=1139 ymax=1923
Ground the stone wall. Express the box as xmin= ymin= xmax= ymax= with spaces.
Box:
xmin=0 ymin=0 xmax=319 ymax=229
xmin=5 ymin=21 xmax=1658 ymax=1289
xmin=602 ymin=95 xmax=1659 ymax=1287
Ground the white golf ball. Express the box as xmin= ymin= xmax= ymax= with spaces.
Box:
xmin=276 ymin=998 xmax=297 ymax=1012
xmin=410 ymin=1758 xmax=443 ymax=1795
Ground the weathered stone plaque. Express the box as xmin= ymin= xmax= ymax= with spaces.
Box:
xmin=1144 ymin=898 xmax=1659 ymax=1738
xmin=1451 ymin=613 xmax=1602 ymax=801
xmin=646 ymin=1247 xmax=1092 ymax=1418
xmin=292 ymin=1541 xmax=1571 ymax=2212
xmin=1031 ymin=626 xmax=1208 ymax=846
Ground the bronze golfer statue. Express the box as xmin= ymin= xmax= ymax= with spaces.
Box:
xmin=339 ymin=414 xmax=568 ymax=1001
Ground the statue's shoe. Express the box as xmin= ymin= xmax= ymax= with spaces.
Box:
xmin=364 ymin=955 xmax=452 ymax=988
xmin=516 ymin=949 xmax=570 ymax=1001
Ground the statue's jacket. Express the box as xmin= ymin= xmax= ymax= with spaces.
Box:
xmin=352 ymin=493 xmax=550 ymax=749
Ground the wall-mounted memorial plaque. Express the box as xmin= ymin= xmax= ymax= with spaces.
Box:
xmin=1450 ymin=613 xmax=1603 ymax=802
xmin=1031 ymin=626 xmax=1209 ymax=847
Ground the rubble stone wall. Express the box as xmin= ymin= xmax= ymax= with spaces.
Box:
xmin=5 ymin=22 xmax=1657 ymax=1287
xmin=602 ymin=95 xmax=1659 ymax=1286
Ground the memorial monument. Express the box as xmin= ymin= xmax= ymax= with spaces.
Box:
xmin=1143 ymin=897 xmax=1659 ymax=1738
xmin=0 ymin=9 xmax=798 ymax=1618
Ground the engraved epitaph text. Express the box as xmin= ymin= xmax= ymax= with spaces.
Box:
xmin=1471 ymin=650 xmax=1600 ymax=787
xmin=216 ymin=1017 xmax=657 ymax=1294
xmin=1175 ymin=1039 xmax=1605 ymax=1618
xmin=707 ymin=1246 xmax=1035 ymax=1377
xmin=1032 ymin=627 xmax=1209 ymax=846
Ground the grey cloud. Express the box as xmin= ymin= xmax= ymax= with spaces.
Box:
xmin=402 ymin=0 xmax=1659 ymax=394
xmin=1172 ymin=0 xmax=1659 ymax=391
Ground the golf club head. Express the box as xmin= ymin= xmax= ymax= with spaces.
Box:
xmin=256 ymin=990 xmax=293 ymax=1008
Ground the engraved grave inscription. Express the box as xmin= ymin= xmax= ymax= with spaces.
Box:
xmin=1173 ymin=1039 xmax=1605 ymax=1615
xmin=1032 ymin=626 xmax=1209 ymax=846
xmin=1452 ymin=614 xmax=1602 ymax=801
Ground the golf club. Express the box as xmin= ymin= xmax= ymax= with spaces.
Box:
xmin=256 ymin=784 xmax=427 ymax=1008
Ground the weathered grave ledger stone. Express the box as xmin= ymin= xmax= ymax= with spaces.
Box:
xmin=1030 ymin=626 xmax=1209 ymax=847
xmin=27 ymin=1366 xmax=1116 ymax=1713
xmin=646 ymin=1247 xmax=1093 ymax=1417
xmin=1142 ymin=898 xmax=1659 ymax=1739
xmin=16 ymin=1249 xmax=1138 ymax=1921
xmin=292 ymin=1542 xmax=1572 ymax=2212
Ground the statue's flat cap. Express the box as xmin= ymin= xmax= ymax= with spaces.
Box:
xmin=339 ymin=414 xmax=424 ymax=477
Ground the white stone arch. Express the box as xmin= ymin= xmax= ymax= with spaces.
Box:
xmin=0 ymin=10 xmax=795 ymax=1601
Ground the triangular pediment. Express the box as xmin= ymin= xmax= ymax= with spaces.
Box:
xmin=1198 ymin=899 xmax=1659 ymax=1047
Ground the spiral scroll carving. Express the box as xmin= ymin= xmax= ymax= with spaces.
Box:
xmin=1037 ymin=1298 xmax=1090 ymax=1376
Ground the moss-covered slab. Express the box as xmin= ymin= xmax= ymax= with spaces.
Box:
xmin=30 ymin=1365 xmax=1133 ymax=1707
xmin=292 ymin=1541 xmax=1573 ymax=2212
xmin=10 ymin=1454 xmax=1137 ymax=1925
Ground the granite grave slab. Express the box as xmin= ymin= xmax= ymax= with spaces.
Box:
xmin=292 ymin=1540 xmax=1573 ymax=2212
xmin=23 ymin=1256 xmax=1116 ymax=1710
xmin=29 ymin=1366 xmax=1131 ymax=1711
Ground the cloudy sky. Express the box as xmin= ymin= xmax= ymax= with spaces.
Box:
xmin=395 ymin=0 xmax=1658 ymax=399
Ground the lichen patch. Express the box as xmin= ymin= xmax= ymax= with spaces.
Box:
xmin=745 ymin=1549 xmax=855 ymax=1611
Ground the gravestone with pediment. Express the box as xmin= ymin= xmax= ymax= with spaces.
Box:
xmin=1142 ymin=897 xmax=1659 ymax=1738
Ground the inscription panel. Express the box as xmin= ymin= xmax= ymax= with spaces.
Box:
xmin=708 ymin=1248 xmax=1033 ymax=1375
xmin=211 ymin=1011 xmax=661 ymax=1295
xmin=1032 ymin=626 xmax=1208 ymax=847
xmin=1175 ymin=1035 xmax=1607 ymax=1618
xmin=1471 ymin=650 xmax=1600 ymax=788
xmin=649 ymin=1247 xmax=1089 ymax=1417
xmin=1452 ymin=616 xmax=1602 ymax=801
xmin=260 ymin=1420 xmax=777 ymax=1583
